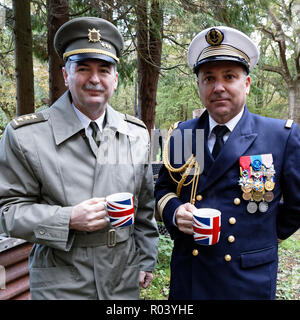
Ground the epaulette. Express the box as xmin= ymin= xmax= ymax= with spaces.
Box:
xmin=285 ymin=119 xmax=293 ymax=129
xmin=10 ymin=113 xmax=47 ymax=129
xmin=125 ymin=114 xmax=146 ymax=129
xmin=172 ymin=121 xmax=181 ymax=130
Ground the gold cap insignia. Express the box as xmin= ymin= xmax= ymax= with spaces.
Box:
xmin=205 ymin=28 xmax=224 ymax=46
xmin=88 ymin=28 xmax=101 ymax=42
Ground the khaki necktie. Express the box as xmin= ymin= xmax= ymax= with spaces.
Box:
xmin=89 ymin=121 xmax=100 ymax=147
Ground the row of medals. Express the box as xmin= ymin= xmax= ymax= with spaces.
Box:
xmin=238 ymin=165 xmax=275 ymax=213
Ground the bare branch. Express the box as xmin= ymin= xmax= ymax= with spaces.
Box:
xmin=268 ymin=7 xmax=291 ymax=79
xmin=261 ymin=63 xmax=291 ymax=84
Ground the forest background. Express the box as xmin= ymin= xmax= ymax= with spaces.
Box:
xmin=0 ymin=0 xmax=300 ymax=135
xmin=0 ymin=0 xmax=299 ymax=299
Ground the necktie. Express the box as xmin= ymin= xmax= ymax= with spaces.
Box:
xmin=89 ymin=121 xmax=100 ymax=147
xmin=212 ymin=125 xmax=229 ymax=159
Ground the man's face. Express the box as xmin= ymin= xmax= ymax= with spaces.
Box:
xmin=197 ymin=61 xmax=251 ymax=124
xmin=62 ymin=59 xmax=118 ymax=118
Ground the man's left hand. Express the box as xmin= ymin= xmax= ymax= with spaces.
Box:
xmin=139 ymin=271 xmax=153 ymax=289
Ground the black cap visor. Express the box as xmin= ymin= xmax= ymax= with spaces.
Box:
xmin=67 ymin=53 xmax=116 ymax=64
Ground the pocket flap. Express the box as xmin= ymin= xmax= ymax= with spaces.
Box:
xmin=240 ymin=246 xmax=277 ymax=268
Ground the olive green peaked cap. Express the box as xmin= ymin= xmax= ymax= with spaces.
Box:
xmin=54 ymin=17 xmax=124 ymax=64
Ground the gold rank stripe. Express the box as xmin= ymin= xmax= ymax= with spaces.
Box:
xmin=63 ymin=48 xmax=119 ymax=62
xmin=198 ymin=44 xmax=250 ymax=66
xmin=157 ymin=192 xmax=178 ymax=220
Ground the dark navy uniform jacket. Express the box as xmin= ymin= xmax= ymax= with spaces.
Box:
xmin=155 ymin=106 xmax=300 ymax=300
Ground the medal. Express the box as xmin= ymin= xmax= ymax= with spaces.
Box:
xmin=265 ymin=180 xmax=275 ymax=191
xmin=259 ymin=201 xmax=268 ymax=213
xmin=247 ymin=202 xmax=258 ymax=214
xmin=253 ymin=180 xmax=264 ymax=192
xmin=253 ymin=191 xmax=263 ymax=202
xmin=251 ymin=155 xmax=262 ymax=171
xmin=242 ymin=192 xmax=252 ymax=201
xmin=264 ymin=191 xmax=274 ymax=202
xmin=239 ymin=154 xmax=275 ymax=214
xmin=241 ymin=185 xmax=252 ymax=193
xmin=264 ymin=166 xmax=276 ymax=179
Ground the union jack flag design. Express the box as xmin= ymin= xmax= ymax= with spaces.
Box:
xmin=193 ymin=215 xmax=221 ymax=245
xmin=107 ymin=197 xmax=135 ymax=228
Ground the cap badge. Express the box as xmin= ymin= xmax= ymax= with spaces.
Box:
xmin=88 ymin=28 xmax=101 ymax=42
xmin=205 ymin=28 xmax=224 ymax=46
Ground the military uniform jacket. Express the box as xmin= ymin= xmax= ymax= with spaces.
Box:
xmin=155 ymin=106 xmax=300 ymax=300
xmin=0 ymin=91 xmax=159 ymax=300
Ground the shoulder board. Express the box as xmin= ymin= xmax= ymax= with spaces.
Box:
xmin=170 ymin=121 xmax=181 ymax=131
xmin=285 ymin=119 xmax=293 ymax=129
xmin=124 ymin=114 xmax=146 ymax=129
xmin=172 ymin=121 xmax=181 ymax=130
xmin=10 ymin=113 xmax=47 ymax=130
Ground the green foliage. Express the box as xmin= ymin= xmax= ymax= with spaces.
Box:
xmin=277 ymin=232 xmax=300 ymax=300
xmin=140 ymin=231 xmax=173 ymax=300
xmin=0 ymin=0 xmax=294 ymax=133
xmin=109 ymin=81 xmax=136 ymax=116
xmin=156 ymin=69 xmax=202 ymax=128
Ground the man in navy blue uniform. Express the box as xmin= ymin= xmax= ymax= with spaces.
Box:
xmin=155 ymin=26 xmax=300 ymax=299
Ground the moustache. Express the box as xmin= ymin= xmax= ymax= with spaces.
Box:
xmin=83 ymin=84 xmax=105 ymax=91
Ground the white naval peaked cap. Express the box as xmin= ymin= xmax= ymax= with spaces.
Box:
xmin=187 ymin=26 xmax=259 ymax=74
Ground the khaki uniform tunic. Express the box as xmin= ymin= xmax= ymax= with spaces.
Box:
xmin=0 ymin=91 xmax=159 ymax=299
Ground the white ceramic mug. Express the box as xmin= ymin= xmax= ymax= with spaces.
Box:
xmin=192 ymin=208 xmax=221 ymax=245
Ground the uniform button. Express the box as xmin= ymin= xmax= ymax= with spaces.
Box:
xmin=228 ymin=235 xmax=235 ymax=243
xmin=233 ymin=198 xmax=241 ymax=205
xmin=229 ymin=217 xmax=236 ymax=225
xmin=39 ymin=228 xmax=46 ymax=235
xmin=192 ymin=249 xmax=199 ymax=256
xmin=224 ymin=254 xmax=232 ymax=262
xmin=196 ymin=195 xmax=203 ymax=201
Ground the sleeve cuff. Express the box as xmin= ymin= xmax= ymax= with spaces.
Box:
xmin=157 ymin=193 xmax=183 ymax=231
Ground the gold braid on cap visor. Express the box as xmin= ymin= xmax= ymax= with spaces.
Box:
xmin=197 ymin=44 xmax=250 ymax=66
xmin=63 ymin=48 xmax=119 ymax=62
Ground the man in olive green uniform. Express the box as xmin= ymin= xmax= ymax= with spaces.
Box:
xmin=0 ymin=17 xmax=159 ymax=300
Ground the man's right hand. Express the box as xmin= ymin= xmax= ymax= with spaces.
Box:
xmin=175 ymin=202 xmax=196 ymax=235
xmin=69 ymin=198 xmax=109 ymax=232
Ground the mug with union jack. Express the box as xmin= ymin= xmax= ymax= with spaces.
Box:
xmin=192 ymin=208 xmax=221 ymax=245
xmin=106 ymin=192 xmax=135 ymax=228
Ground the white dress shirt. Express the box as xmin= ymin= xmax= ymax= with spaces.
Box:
xmin=207 ymin=107 xmax=244 ymax=153
xmin=72 ymin=104 xmax=105 ymax=137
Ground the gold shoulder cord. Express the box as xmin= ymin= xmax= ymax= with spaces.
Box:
xmin=163 ymin=123 xmax=200 ymax=205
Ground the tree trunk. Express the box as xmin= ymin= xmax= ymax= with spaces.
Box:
xmin=13 ymin=0 xmax=34 ymax=116
xmin=289 ymin=80 xmax=300 ymax=125
xmin=136 ymin=0 xmax=163 ymax=134
xmin=47 ymin=0 xmax=69 ymax=105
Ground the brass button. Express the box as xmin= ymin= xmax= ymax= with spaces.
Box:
xmin=224 ymin=254 xmax=232 ymax=262
xmin=196 ymin=195 xmax=203 ymax=201
xmin=228 ymin=235 xmax=235 ymax=243
xmin=233 ymin=198 xmax=241 ymax=205
xmin=192 ymin=249 xmax=199 ymax=256
xmin=229 ymin=217 xmax=236 ymax=225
